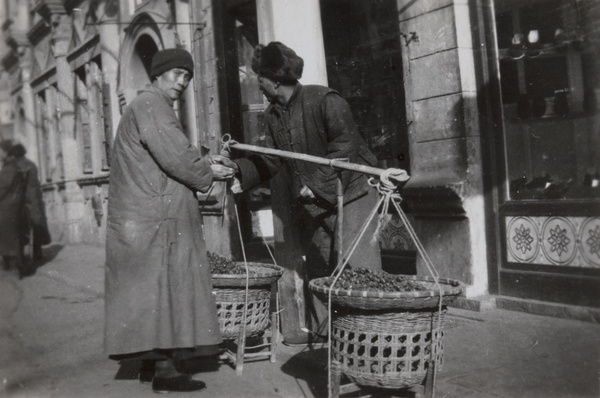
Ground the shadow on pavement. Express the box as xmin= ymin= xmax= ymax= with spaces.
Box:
xmin=38 ymin=244 xmax=65 ymax=268
xmin=280 ymin=347 xmax=329 ymax=397
xmin=110 ymin=352 xmax=222 ymax=382
xmin=280 ymin=347 xmax=421 ymax=398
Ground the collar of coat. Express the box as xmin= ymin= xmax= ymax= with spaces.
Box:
xmin=272 ymin=83 xmax=302 ymax=112
xmin=140 ymin=83 xmax=175 ymax=107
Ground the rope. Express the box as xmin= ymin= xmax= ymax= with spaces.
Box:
xmin=220 ymin=134 xmax=442 ymax=397
xmin=233 ymin=201 xmax=250 ymax=349
xmin=326 ymin=172 xmax=444 ymax=398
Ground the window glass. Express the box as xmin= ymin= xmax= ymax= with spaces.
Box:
xmin=320 ymin=0 xmax=409 ymax=171
xmin=495 ymin=0 xmax=600 ymax=200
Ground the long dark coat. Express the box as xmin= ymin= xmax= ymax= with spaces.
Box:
xmin=105 ymin=85 xmax=221 ymax=355
xmin=0 ymin=158 xmax=26 ymax=256
xmin=13 ymin=156 xmax=51 ymax=246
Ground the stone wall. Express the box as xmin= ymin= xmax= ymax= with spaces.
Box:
xmin=397 ymin=0 xmax=488 ymax=296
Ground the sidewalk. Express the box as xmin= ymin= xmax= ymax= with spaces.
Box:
xmin=0 ymin=244 xmax=598 ymax=398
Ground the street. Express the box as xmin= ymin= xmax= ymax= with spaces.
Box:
xmin=1 ymin=244 xmax=599 ymax=398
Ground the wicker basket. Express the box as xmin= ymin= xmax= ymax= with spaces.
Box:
xmin=332 ymin=309 xmax=446 ymax=389
xmin=309 ymin=275 xmax=462 ymax=310
xmin=214 ymin=287 xmax=271 ymax=339
xmin=212 ymin=263 xmax=283 ymax=339
xmin=212 ymin=263 xmax=284 ymax=288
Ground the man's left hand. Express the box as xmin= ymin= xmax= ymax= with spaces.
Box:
xmin=211 ymin=164 xmax=236 ymax=180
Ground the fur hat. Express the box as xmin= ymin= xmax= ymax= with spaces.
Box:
xmin=10 ymin=143 xmax=26 ymax=157
xmin=150 ymin=48 xmax=194 ymax=79
xmin=251 ymin=42 xmax=303 ymax=84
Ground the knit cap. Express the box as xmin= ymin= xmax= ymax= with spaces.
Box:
xmin=150 ymin=48 xmax=194 ymax=78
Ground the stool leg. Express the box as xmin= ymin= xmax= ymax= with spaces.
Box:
xmin=330 ymin=360 xmax=341 ymax=398
xmin=424 ymin=359 xmax=435 ymax=398
xmin=270 ymin=283 xmax=278 ymax=363
xmin=235 ymin=318 xmax=246 ymax=375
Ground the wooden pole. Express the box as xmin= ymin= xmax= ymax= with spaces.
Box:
xmin=336 ymin=171 xmax=344 ymax=269
xmin=227 ymin=141 xmax=409 ymax=182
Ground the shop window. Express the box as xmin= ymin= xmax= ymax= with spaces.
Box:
xmin=495 ymin=0 xmax=600 ymax=201
xmin=89 ymin=59 xmax=111 ymax=171
xmin=74 ymin=58 xmax=110 ymax=175
xmin=35 ymin=91 xmax=52 ymax=183
xmin=320 ymin=0 xmax=409 ymax=171
xmin=35 ymin=86 xmax=64 ymax=183
xmin=75 ymin=68 xmax=93 ymax=174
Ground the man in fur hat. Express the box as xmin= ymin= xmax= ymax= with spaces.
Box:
xmin=213 ymin=42 xmax=401 ymax=345
xmin=105 ymin=48 xmax=235 ymax=392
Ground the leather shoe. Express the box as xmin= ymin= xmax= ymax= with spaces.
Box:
xmin=152 ymin=374 xmax=206 ymax=393
xmin=139 ymin=360 xmax=155 ymax=384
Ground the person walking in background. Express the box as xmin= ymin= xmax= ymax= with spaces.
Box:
xmin=212 ymin=42 xmax=406 ymax=345
xmin=10 ymin=143 xmax=51 ymax=266
xmin=105 ymin=48 xmax=235 ymax=393
xmin=0 ymin=140 xmax=28 ymax=278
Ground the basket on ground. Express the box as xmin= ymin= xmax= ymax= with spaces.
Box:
xmin=310 ymin=274 xmax=462 ymax=390
xmin=212 ymin=263 xmax=283 ymax=339
xmin=332 ymin=308 xmax=446 ymax=389
xmin=309 ymin=275 xmax=463 ymax=310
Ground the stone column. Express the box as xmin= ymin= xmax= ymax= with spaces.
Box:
xmin=49 ymin=12 xmax=85 ymax=242
xmin=398 ymin=0 xmax=488 ymax=297
xmin=97 ymin=1 xmax=121 ymax=145
xmin=17 ymin=49 xmax=38 ymax=166
xmin=174 ymin=0 xmax=199 ymax=145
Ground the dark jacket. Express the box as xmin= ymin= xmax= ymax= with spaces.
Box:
xmin=0 ymin=158 xmax=27 ymax=256
xmin=13 ymin=156 xmax=50 ymax=245
xmin=236 ymin=84 xmax=377 ymax=211
xmin=105 ymin=84 xmax=221 ymax=355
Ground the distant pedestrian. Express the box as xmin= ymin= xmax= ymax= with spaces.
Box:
xmin=10 ymin=143 xmax=51 ymax=265
xmin=0 ymin=140 xmax=28 ymax=277
xmin=105 ymin=48 xmax=235 ymax=393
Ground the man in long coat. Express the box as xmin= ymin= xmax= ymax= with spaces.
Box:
xmin=214 ymin=42 xmax=408 ymax=344
xmin=11 ymin=143 xmax=51 ymax=266
xmin=0 ymin=140 xmax=27 ymax=277
xmin=105 ymin=48 xmax=235 ymax=393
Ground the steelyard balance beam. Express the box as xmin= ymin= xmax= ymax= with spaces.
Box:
xmin=223 ymin=138 xmax=410 ymax=185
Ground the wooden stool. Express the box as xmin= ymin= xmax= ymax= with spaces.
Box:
xmin=220 ymin=281 xmax=279 ymax=375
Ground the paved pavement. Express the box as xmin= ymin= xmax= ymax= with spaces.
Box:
xmin=0 ymin=244 xmax=598 ymax=398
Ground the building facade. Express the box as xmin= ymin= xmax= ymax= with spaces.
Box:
xmin=1 ymin=0 xmax=598 ymax=334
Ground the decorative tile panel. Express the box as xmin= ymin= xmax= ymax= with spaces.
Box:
xmin=378 ymin=214 xmax=416 ymax=251
xmin=506 ymin=216 xmax=600 ymax=268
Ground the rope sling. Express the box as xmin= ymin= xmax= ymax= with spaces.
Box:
xmin=219 ymin=135 xmax=445 ymax=398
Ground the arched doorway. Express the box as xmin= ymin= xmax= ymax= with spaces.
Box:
xmin=118 ymin=14 xmax=162 ymax=107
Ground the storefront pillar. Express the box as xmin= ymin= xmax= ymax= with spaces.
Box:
xmin=8 ymin=0 xmax=37 ymax=164
xmin=97 ymin=3 xmax=120 ymax=145
xmin=49 ymin=12 xmax=86 ymax=242
xmin=398 ymin=0 xmax=489 ymax=297
xmin=17 ymin=54 xmax=37 ymax=166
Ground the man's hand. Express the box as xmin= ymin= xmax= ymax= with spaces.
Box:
xmin=299 ymin=185 xmax=316 ymax=200
xmin=210 ymin=164 xmax=236 ymax=181
xmin=209 ymin=155 xmax=239 ymax=171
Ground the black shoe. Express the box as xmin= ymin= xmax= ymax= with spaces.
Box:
xmin=139 ymin=360 xmax=155 ymax=384
xmin=152 ymin=374 xmax=206 ymax=393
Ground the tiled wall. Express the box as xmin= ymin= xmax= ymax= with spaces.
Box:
xmin=506 ymin=216 xmax=600 ymax=268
